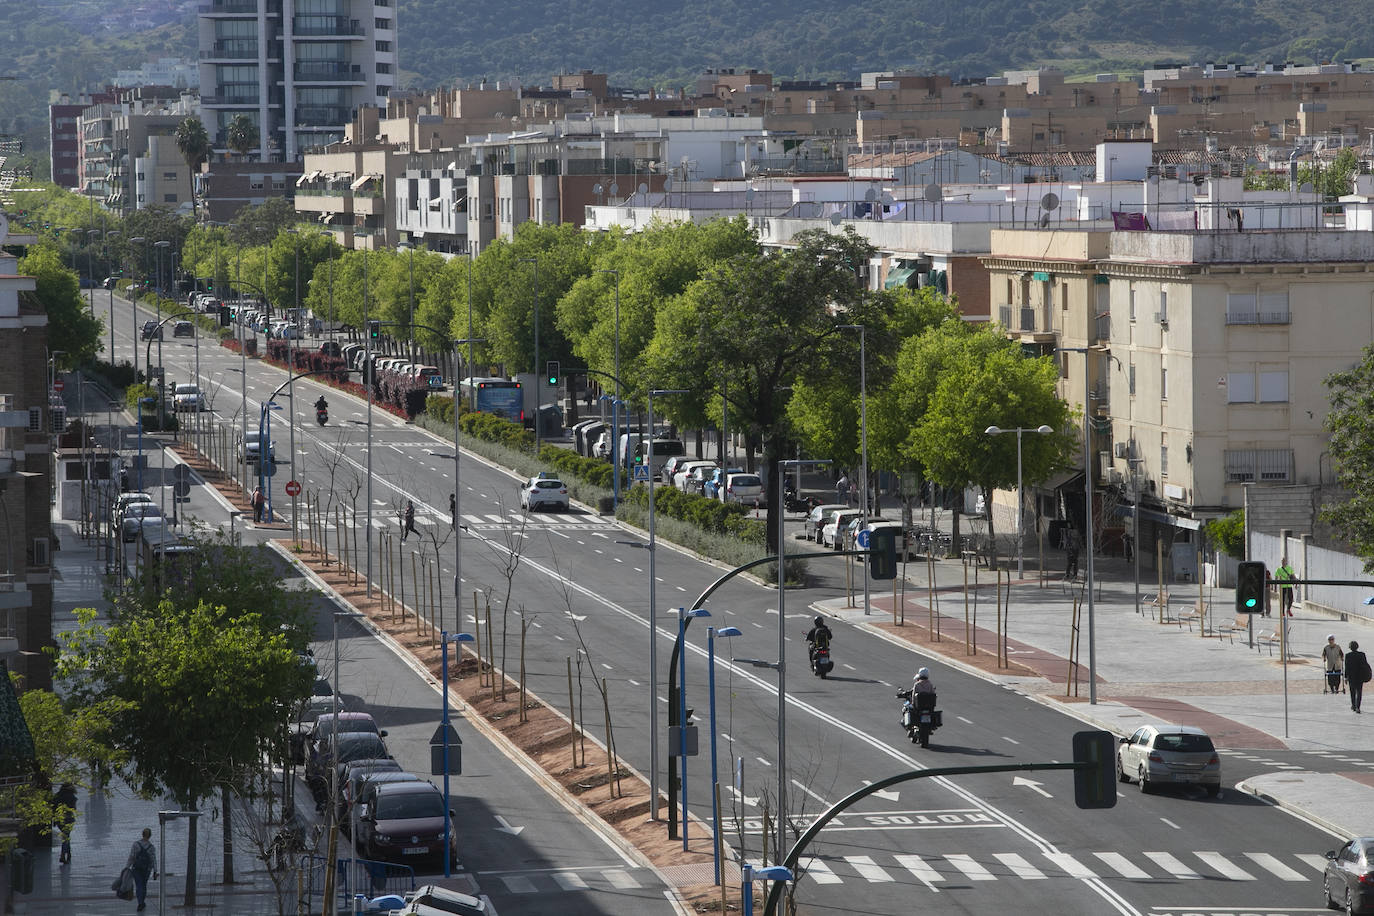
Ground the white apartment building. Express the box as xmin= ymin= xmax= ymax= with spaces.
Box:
xmin=197 ymin=0 xmax=396 ymax=161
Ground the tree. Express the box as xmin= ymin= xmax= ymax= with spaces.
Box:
xmin=1324 ymin=345 xmax=1374 ymax=568
xmin=225 ymin=114 xmax=259 ymax=160
xmin=174 ymin=117 xmax=211 ymax=218
xmin=229 ymin=198 xmax=299 ymax=248
xmin=1203 ymin=509 xmax=1245 ymax=560
xmin=643 ymin=227 xmax=888 ymax=552
xmin=18 ymin=246 xmax=103 ymax=366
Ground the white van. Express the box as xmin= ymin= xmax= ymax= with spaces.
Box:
xmin=622 ymin=436 xmax=685 ymax=477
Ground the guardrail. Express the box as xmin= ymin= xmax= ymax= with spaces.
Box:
xmin=302 ymin=854 xmax=416 ymax=905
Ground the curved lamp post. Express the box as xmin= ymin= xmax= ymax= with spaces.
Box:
xmin=984 ymin=424 xmax=1053 ymax=578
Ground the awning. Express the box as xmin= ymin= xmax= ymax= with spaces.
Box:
xmin=1117 ymin=505 xmax=1202 ymax=530
xmin=295 ymin=173 xmax=310 ymax=186
xmin=350 ymin=174 xmax=374 ymax=190
xmin=885 ymin=265 xmax=916 ymax=289
xmin=1039 ymin=469 xmax=1084 ymax=491
xmin=428 ymin=197 xmax=443 ymax=208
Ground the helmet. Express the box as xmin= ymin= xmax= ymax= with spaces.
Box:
xmin=814 ymin=616 xmax=824 ymax=627
xmin=917 ymin=667 xmax=930 ymax=680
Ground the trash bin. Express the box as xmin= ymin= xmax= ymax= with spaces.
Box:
xmin=597 ymin=496 xmax=615 ymax=515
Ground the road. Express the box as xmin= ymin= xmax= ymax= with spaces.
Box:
xmin=105 ymin=293 xmax=1350 ymax=915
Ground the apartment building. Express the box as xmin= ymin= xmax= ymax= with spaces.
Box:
xmin=197 ymin=0 xmax=396 ymax=162
xmin=49 ymin=91 xmax=117 ymax=192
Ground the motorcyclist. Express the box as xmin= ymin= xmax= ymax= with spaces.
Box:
xmin=315 ymin=395 xmax=328 ymax=414
xmin=806 ymin=616 xmax=833 ymax=664
xmin=912 ymin=667 xmax=936 ymax=700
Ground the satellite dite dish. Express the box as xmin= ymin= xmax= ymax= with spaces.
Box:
xmin=662 ymin=177 xmax=674 ymax=191
xmin=638 ymin=183 xmax=648 ymax=195
xmin=865 ymin=187 xmax=878 ymax=202
xmin=923 ymin=183 xmax=942 ymax=202
xmin=830 ymin=212 xmax=844 ymax=226
xmin=1040 ymin=192 xmax=1060 ymax=211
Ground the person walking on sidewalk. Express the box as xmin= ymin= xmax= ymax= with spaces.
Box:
xmin=251 ymin=485 xmax=265 ymax=523
xmin=401 ymin=500 xmax=416 ymax=542
xmin=448 ymin=493 xmax=456 ymax=529
xmin=125 ymin=827 xmax=157 ymax=911
xmin=1064 ymin=528 xmax=1080 ymax=580
xmin=53 ymin=782 xmax=76 ymax=865
xmin=1274 ymin=560 xmax=1296 ymax=616
xmin=1323 ymin=635 xmax=1345 ymax=695
xmin=1346 ymin=640 xmax=1371 ymax=713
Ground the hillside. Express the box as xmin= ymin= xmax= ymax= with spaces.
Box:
xmin=4 ymin=0 xmax=1374 ymax=180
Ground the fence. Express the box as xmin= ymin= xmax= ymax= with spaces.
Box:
xmin=302 ymin=854 xmax=416 ymax=907
xmin=1251 ymin=530 xmax=1374 ymax=622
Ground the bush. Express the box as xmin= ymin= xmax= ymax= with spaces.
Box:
xmin=618 ymin=480 xmax=755 ymax=538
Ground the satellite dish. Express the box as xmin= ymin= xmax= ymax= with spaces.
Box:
xmin=609 ymin=182 xmax=619 ymax=197
xmin=593 ymin=183 xmax=603 ymax=195
xmin=745 ymin=188 xmax=756 ymax=202
xmin=662 ymin=177 xmax=674 ymax=191
xmin=1038 ymin=213 xmax=1051 ymax=228
xmin=881 ymin=192 xmax=895 ymax=205
xmin=923 ymin=183 xmax=942 ymax=202
xmin=829 ymin=212 xmax=844 ymax=226
xmin=864 ymin=187 xmax=878 ymax=202
xmin=1040 ymin=192 xmax=1060 ymax=211
xmin=638 ymin=182 xmax=648 ymax=195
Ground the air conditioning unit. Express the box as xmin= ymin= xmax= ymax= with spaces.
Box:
xmin=1114 ymin=441 xmax=1130 ymax=458
xmin=1106 ymin=468 xmax=1124 ymax=485
xmin=1155 ymin=312 xmax=1169 ymax=326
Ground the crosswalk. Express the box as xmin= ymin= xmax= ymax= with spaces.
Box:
xmin=482 ymin=866 xmax=654 ymax=895
xmin=324 ymin=509 xmax=609 ymax=534
xmin=779 ymin=849 xmax=1328 ymax=888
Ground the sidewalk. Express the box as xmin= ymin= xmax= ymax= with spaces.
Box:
xmin=812 ymin=544 xmax=1374 ymax=840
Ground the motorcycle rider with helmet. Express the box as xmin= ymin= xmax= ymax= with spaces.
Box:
xmin=912 ymin=667 xmax=936 ymax=697
xmin=806 ymin=616 xmax=833 ymax=664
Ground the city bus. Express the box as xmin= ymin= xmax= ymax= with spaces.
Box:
xmin=458 ymin=377 xmax=525 ymax=423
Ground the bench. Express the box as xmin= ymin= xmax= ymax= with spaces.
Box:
xmin=1217 ymin=614 xmax=1249 ymax=644
xmin=1256 ymin=630 xmax=1282 ymax=656
xmin=1176 ymin=603 xmax=1205 ymax=632
xmin=1145 ymin=591 xmax=1171 ymax=623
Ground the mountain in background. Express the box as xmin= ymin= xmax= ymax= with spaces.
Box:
xmin=5 ymin=0 xmax=1374 ymax=179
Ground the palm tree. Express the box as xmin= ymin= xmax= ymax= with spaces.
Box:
xmin=226 ymin=115 xmax=259 ymax=161
xmin=174 ymin=117 xmax=211 ymax=219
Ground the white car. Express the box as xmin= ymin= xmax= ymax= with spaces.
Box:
xmin=173 ymin=383 xmax=204 ymax=412
xmin=820 ymin=509 xmax=864 ymax=549
xmin=120 ymin=503 xmax=165 ymax=542
xmin=242 ymin=431 xmax=277 ymax=464
xmin=113 ymin=492 xmax=154 ymax=525
xmin=805 ymin=503 xmax=847 ymax=541
xmin=720 ymin=472 xmax=765 ymax=507
xmin=673 ymin=460 xmax=716 ymax=493
xmin=1116 ymin=724 xmax=1221 ymax=796
xmin=520 ymin=475 xmax=569 ymax=512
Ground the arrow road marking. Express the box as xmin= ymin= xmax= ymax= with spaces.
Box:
xmin=1012 ymin=776 xmax=1052 ymax=798
xmin=860 ymin=779 xmax=900 ymax=802
xmin=494 ymin=815 xmax=524 ymax=836
xmin=725 ymin=785 xmax=760 ymax=807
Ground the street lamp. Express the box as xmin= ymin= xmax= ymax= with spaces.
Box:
xmin=596 ymin=269 xmax=621 ymax=505
xmin=439 ymin=630 xmax=474 ymax=878
xmin=984 ymin=424 xmax=1054 ymax=578
xmin=741 ymin=864 xmax=792 ymax=916
xmin=707 ymin=624 xmax=741 ymax=885
xmin=129 ymin=237 xmax=146 ymax=377
xmin=520 ymin=257 xmax=541 ymax=450
xmin=105 ymin=230 xmax=119 ymax=366
xmin=157 ymin=809 xmax=202 ymax=916
xmin=1126 ymin=457 xmax=1145 ymax=616
xmin=838 ymin=324 xmax=870 ymax=613
xmin=85 ymin=228 xmax=100 ymax=313
xmin=136 ymin=396 xmax=156 ymax=491
xmin=1058 ymin=346 xmax=1098 ymax=703
xmin=600 ymin=395 xmax=626 ymax=506
xmin=676 ymin=607 xmax=710 ymax=851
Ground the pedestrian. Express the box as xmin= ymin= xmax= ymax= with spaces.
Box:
xmin=836 ymin=474 xmax=850 ymax=507
xmin=448 ymin=493 xmax=455 ymax=529
xmin=251 ymin=485 xmax=265 ymax=523
xmin=1323 ymin=635 xmax=1345 ymax=695
xmin=1347 ymin=640 xmax=1371 ymax=714
xmin=1274 ymin=559 xmax=1296 ymax=616
xmin=53 ymin=782 xmax=76 ymax=865
xmin=125 ymin=827 xmax=157 ymax=911
xmin=401 ymin=500 xmax=416 ymax=541
xmin=1064 ymin=528 xmax=1080 ymax=580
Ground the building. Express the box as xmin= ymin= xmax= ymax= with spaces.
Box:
xmin=49 ymin=91 xmax=117 ymax=192
xmin=200 ymin=161 xmax=304 ymax=225
xmin=197 ymin=0 xmax=397 ymax=162
xmin=0 ymin=220 xmax=53 ymax=691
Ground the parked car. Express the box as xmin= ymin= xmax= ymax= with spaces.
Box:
xmin=241 ymin=430 xmax=276 ymax=464
xmin=113 ymin=492 xmax=154 ymax=524
xmin=660 ymin=455 xmax=696 ymax=487
xmin=819 ymin=509 xmax=864 ymax=549
xmin=172 ymin=320 xmax=194 ymax=338
xmin=703 ymin=467 xmax=743 ymax=501
xmin=804 ymin=504 xmax=847 ymax=541
xmin=120 ymin=503 xmax=165 ymax=542
xmin=674 ymin=460 xmax=716 ymax=493
xmin=520 ymin=474 xmax=569 ymax=512
xmin=864 ymin=520 xmax=911 ymax=559
xmin=1115 ymin=724 xmax=1220 ymax=796
xmin=140 ymin=320 xmax=162 ymax=340
xmin=394 ymin=886 xmax=491 ymax=915
xmin=102 ymin=276 xmax=117 ymax=289
xmin=313 ymin=731 xmax=390 ymax=782
xmin=1323 ymin=837 xmax=1374 ymax=914
xmin=355 ymin=780 xmax=456 ymax=866
xmin=720 ymin=471 xmax=765 ymax=507
xmin=341 ymin=769 xmax=419 ymax=831
xmin=841 ymin=515 xmax=887 ymax=551
xmin=311 ymin=712 xmax=386 ymax=742
xmin=320 ymin=340 xmax=342 ymax=358
xmin=172 ymin=384 xmax=204 ymax=412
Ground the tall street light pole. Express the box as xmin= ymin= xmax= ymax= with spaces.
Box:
xmin=597 ymin=269 xmax=621 ymax=507
xmin=520 ymin=258 xmax=540 ymax=451
xmin=706 ymin=623 xmax=741 ymax=885
xmin=85 ymin=229 xmax=100 ymax=314
xmin=364 ymin=250 xmax=374 ymax=596
xmin=676 ymin=607 xmax=710 ymax=851
xmin=451 ymin=336 xmax=483 ymax=615
xmin=838 ymin=324 xmax=869 ymax=613
xmin=1059 ymin=346 xmax=1098 ymax=703
xmin=1128 ymin=456 xmax=1144 ymax=616
xmin=647 ymin=388 xmax=687 ymax=822
xmin=129 ymin=237 xmax=146 ymax=378
xmin=439 ymin=630 xmax=475 ymax=878
xmin=285 ymin=229 xmax=301 ymax=488
xmin=984 ymin=424 xmax=1054 ymax=578
xmin=105 ymin=230 xmax=119 ymax=364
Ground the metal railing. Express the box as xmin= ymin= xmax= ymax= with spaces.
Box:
xmin=302 ymin=854 xmax=416 ymax=904
xmin=1225 ymin=311 xmax=1292 ymax=325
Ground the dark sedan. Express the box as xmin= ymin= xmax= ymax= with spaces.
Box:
xmin=1325 ymin=837 xmax=1374 ymax=913
xmin=355 ymin=780 xmax=455 ymax=866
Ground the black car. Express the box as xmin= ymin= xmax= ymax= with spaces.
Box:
xmin=141 ymin=320 xmax=162 ymax=340
xmin=1324 ymin=837 xmax=1374 ymax=913
xmin=172 ymin=321 xmax=194 ymax=338
xmin=355 ymin=780 xmax=455 ymax=865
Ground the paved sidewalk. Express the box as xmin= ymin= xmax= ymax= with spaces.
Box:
xmin=811 ymin=543 xmax=1374 ymax=841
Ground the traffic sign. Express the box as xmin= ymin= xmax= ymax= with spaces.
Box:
xmin=173 ymin=480 xmax=190 ymax=499
xmin=632 ymin=465 xmax=651 ymax=482
xmin=173 ymin=464 xmax=191 ymax=482
xmin=52 ymin=378 xmax=64 ymax=393
xmin=856 ymin=529 xmax=871 ymax=548
xmin=284 ymin=479 xmax=302 ymax=497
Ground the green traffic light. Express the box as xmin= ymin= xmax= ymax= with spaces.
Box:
xmin=1245 ymin=597 xmax=1257 ymax=607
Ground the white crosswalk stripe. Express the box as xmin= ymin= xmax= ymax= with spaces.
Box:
xmin=1044 ymin=853 xmax=1095 ymax=880
xmin=552 ymin=872 xmax=590 ymax=891
xmin=1245 ymin=852 xmax=1305 ymax=881
xmin=1296 ymin=853 xmax=1331 ymax=872
xmin=604 ymin=870 xmax=640 ymax=889
xmin=500 ymin=876 xmax=536 ymax=893
xmin=802 ymin=856 xmax=843 ymax=884
xmin=945 ymin=854 xmax=996 ymax=881
xmin=845 ymin=855 xmax=894 ymax=882
xmin=992 ymin=853 xmax=1046 ymax=879
xmin=1144 ymin=852 xmax=1200 ymax=879
xmin=1094 ymin=852 xmax=1149 ymax=879
xmin=1195 ymin=851 xmax=1254 ymax=880
xmin=894 ymin=854 xmax=943 ymax=887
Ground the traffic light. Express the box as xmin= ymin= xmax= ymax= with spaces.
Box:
xmin=1236 ymin=561 xmax=1266 ymax=614
xmin=868 ymin=527 xmax=897 ymax=580
xmin=1072 ymin=730 xmax=1118 ymax=809
xmin=368 ymin=320 xmax=381 ymax=340
xmin=546 ymin=360 xmax=560 ymax=387
xmin=219 ymin=305 xmax=231 ymax=327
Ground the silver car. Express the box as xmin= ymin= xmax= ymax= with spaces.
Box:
xmin=1116 ymin=724 xmax=1220 ymax=796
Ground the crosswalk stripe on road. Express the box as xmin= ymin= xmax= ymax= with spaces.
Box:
xmin=1094 ymin=852 xmax=1149 ymax=879
xmin=1044 ymin=853 xmax=1095 ymax=880
xmin=803 ymin=856 xmax=843 ymax=884
xmin=945 ymin=854 xmax=996 ymax=881
xmin=845 ymin=855 xmax=895 ymax=883
xmin=1144 ymin=851 xmax=1201 ymax=879
xmin=552 ymin=872 xmax=590 ymax=891
xmin=1196 ymin=851 xmax=1254 ymax=880
xmin=1245 ymin=852 xmax=1304 ymax=881
xmin=893 ymin=854 xmax=942 ymax=886
xmin=604 ymin=870 xmax=639 ymax=889
xmin=992 ymin=853 xmax=1046 ymax=880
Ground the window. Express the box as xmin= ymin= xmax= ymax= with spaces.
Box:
xmin=1227 ymin=372 xmax=1256 ymax=402
xmin=163 ymin=193 xmax=177 ymax=202
xmin=1224 ymin=448 xmax=1294 ymax=483
xmin=1259 ymin=370 xmax=1289 ymax=402
xmin=1161 ymin=436 xmax=1169 ymax=478
xmin=162 ymin=170 xmax=176 ymax=180
xmin=272 ymin=177 xmax=285 ymax=190
xmin=375 ymin=40 xmax=390 ymax=52
xmin=1062 ymin=282 xmax=1069 ymax=311
xmin=1129 ymin=287 xmax=1136 ymax=321
xmin=1159 ymin=288 xmax=1168 ymax=322
xmin=1226 ymin=292 xmax=1257 ymax=323
xmin=1227 ymin=289 xmax=1291 ymax=324
xmin=375 ymin=17 xmax=392 ymax=29
xmin=1126 ymin=363 xmax=1135 ymax=395
xmin=1161 ymin=366 xmax=1168 ymax=400
xmin=376 ymin=62 xmax=391 ymax=74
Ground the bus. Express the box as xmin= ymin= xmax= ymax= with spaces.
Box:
xmin=459 ymin=377 xmax=525 ymax=423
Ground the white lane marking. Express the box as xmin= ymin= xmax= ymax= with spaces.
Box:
xmin=1296 ymin=853 xmax=1330 ymax=872
xmin=1144 ymin=851 xmax=1200 ymax=879
xmin=842 ymin=663 xmax=856 ymax=671
xmin=550 ymin=529 xmax=572 ymax=539
xmin=894 ymin=854 xmax=942 ymax=891
xmin=1196 ymin=851 xmax=1254 ymax=881
xmin=790 ymin=779 xmax=829 ymax=807
xmin=1045 ymin=853 xmax=1096 ymax=880
xmin=484 ymin=514 xmax=506 ymax=523
xmin=633 ymin=567 xmax=643 ymax=573
xmin=552 ymin=872 xmax=590 ymax=891
xmin=601 ymin=663 xmax=613 ymax=671
xmin=878 ymin=680 xmax=893 ymax=688
xmin=604 ymin=870 xmax=640 ymax=889
xmin=553 ymin=635 xmax=565 ymax=642
xmin=462 ymin=514 xmax=485 ymax=526
xmin=1094 ymin=852 xmax=1149 ymax=879
xmin=751 ymin=622 xmax=765 ymax=629
xmin=944 ymin=854 xmax=995 ymax=881
xmin=627 ymin=679 xmax=640 ymax=687
xmin=844 ymin=855 xmax=894 ymax=883
xmin=676 ymin=586 xmax=687 ymax=592
xmin=756 ymin=756 xmax=771 ymax=766
xmin=657 ymin=695 xmax=668 ymax=704
xmin=1245 ymin=852 xmax=1304 ymax=881
xmin=802 ymin=857 xmax=842 ymax=885
xmin=719 ymin=732 xmax=731 ymax=741
xmin=501 ymin=876 xmax=536 ymax=893
xmin=1159 ymin=818 xmax=1181 ymax=830
xmin=614 ymin=557 xmax=624 ymax=563
xmin=957 ymin=716 xmax=973 ymax=724
xmin=993 ymin=853 xmax=1046 ymax=880
xmin=1001 ymin=736 xmax=1020 ymax=745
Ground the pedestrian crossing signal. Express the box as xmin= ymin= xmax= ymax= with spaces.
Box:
xmin=1235 ymin=561 xmax=1266 ymax=614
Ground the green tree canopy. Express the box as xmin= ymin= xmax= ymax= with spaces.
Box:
xmin=174 ymin=117 xmax=211 ymax=218
xmin=225 ymin=114 xmax=259 ymax=160
xmin=18 ymin=246 xmax=103 ymax=366
xmin=1324 ymin=345 xmax=1374 ymax=568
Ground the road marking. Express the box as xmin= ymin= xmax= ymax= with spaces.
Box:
xmin=945 ymin=854 xmax=995 ymax=881
xmin=614 ymin=557 xmax=623 ymax=563
xmin=756 ymin=756 xmax=771 ymax=766
xmin=751 ymin=622 xmax=765 ymax=629
xmin=802 ymin=856 xmax=842 ymax=884
xmin=842 ymin=663 xmax=856 ymax=671
xmin=628 ymin=679 xmax=640 ymax=687
xmin=552 ymin=872 xmax=590 ymax=891
xmin=484 ymin=514 xmax=506 ymax=523
xmin=1244 ymin=853 xmax=1304 ymax=881
xmin=633 ymin=567 xmax=642 ymax=572
xmin=1144 ymin=851 xmax=1199 ymax=879
xmin=894 ymin=854 xmax=942 ymax=891
xmin=601 ymin=663 xmax=613 ymax=671
xmin=1094 ymin=852 xmax=1149 ymax=879
xmin=658 ymin=695 xmax=668 ymax=704
xmin=1002 ymin=736 xmax=1020 ymax=745
xmin=1296 ymin=853 xmax=1330 ymax=872
xmin=604 ymin=869 xmax=640 ymax=889
xmin=1012 ymin=776 xmax=1050 ymax=798
xmin=1159 ymin=818 xmax=1181 ymax=830
xmin=791 ymin=779 xmax=829 ymax=806
xmin=553 ymin=635 xmax=565 ymax=642
xmin=993 ymin=852 xmax=1046 ymax=880
xmin=1044 ymin=853 xmax=1096 ymax=880
xmin=844 ymin=855 xmax=894 ymax=883
xmin=1196 ymin=851 xmax=1254 ymax=881
xmin=878 ymin=680 xmax=893 ymax=687
xmin=676 ymin=586 xmax=687 ymax=592
xmin=500 ymin=876 xmax=536 ymax=893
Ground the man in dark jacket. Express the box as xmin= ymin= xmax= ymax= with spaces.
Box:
xmin=1346 ymin=640 xmax=1370 ymax=714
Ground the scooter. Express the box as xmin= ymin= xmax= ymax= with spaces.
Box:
xmin=809 ymin=644 xmax=834 ymax=678
xmin=896 ymin=689 xmax=942 ymax=748
xmin=316 ymin=407 xmax=328 ymax=426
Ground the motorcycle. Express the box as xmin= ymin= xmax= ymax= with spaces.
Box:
xmin=809 ymin=643 xmax=834 ymax=678
xmin=316 ymin=407 xmax=328 ymax=426
xmin=896 ymin=688 xmax=942 ymax=748
xmin=784 ymin=483 xmax=818 ymax=514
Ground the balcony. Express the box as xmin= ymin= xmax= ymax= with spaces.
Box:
xmin=293 ymin=62 xmax=362 ymax=82
xmin=199 ymin=0 xmax=262 ymax=13
xmin=293 ymin=16 xmax=363 ymax=36
xmin=200 ymin=44 xmax=259 ymax=60
xmin=1225 ymin=311 xmax=1292 ymax=326
xmin=1093 ymin=313 xmax=1111 ymax=343
xmin=201 ymin=94 xmax=262 ymax=106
